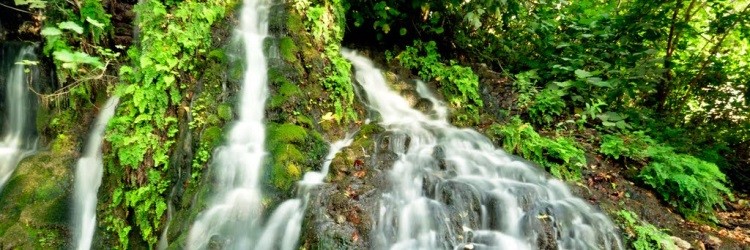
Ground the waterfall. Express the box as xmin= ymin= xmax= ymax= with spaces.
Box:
xmin=72 ymin=96 xmax=119 ymax=250
xmin=342 ymin=50 xmax=623 ymax=250
xmin=187 ymin=0 xmax=271 ymax=248
xmin=0 ymin=44 xmax=38 ymax=192
xmin=254 ymin=136 xmax=353 ymax=250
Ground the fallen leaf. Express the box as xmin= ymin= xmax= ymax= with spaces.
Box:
xmin=354 ymin=170 xmax=366 ymax=178
xmin=320 ymin=112 xmax=336 ymax=123
xmin=352 ymin=231 xmax=360 ymax=242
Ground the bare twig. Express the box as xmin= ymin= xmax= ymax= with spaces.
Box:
xmin=27 ymin=61 xmax=115 ymax=100
xmin=0 ymin=2 xmax=33 ymax=15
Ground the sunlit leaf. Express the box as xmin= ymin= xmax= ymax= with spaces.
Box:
xmin=40 ymin=27 xmax=62 ymax=36
xmin=58 ymin=21 xmax=83 ymax=34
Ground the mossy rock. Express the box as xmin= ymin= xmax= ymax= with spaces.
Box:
xmin=279 ymin=36 xmax=299 ymax=63
xmin=217 ymin=104 xmax=233 ymax=121
xmin=0 ymin=151 xmax=75 ymax=249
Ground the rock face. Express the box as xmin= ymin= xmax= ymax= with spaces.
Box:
xmin=0 ymin=151 xmax=75 ymax=249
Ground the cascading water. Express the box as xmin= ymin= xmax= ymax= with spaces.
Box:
xmin=254 ymin=136 xmax=353 ymax=250
xmin=187 ymin=0 xmax=271 ymax=248
xmin=342 ymin=50 xmax=623 ymax=250
xmin=72 ymin=96 xmax=119 ymax=250
xmin=0 ymin=44 xmax=38 ymax=192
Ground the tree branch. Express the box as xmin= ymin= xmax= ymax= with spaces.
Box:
xmin=0 ymin=2 xmax=33 ymax=15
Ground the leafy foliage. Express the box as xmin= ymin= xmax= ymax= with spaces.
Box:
xmin=617 ymin=210 xmax=677 ymax=250
xmin=392 ymin=40 xmax=483 ymax=123
xmin=296 ymin=0 xmax=357 ymax=123
xmin=599 ymin=131 xmax=653 ymax=160
xmin=37 ymin=0 xmax=117 ymax=107
xmin=639 ymin=145 xmax=733 ymax=219
xmin=103 ymin=0 xmax=231 ymax=247
xmin=487 ymin=117 xmax=586 ymax=180
xmin=599 ymin=130 xmax=733 ymax=219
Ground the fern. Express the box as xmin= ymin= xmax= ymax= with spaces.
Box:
xmin=395 ymin=40 xmax=483 ymax=123
xmin=488 ymin=117 xmax=585 ymax=180
xmin=527 ymin=87 xmax=566 ymax=125
xmin=617 ymin=210 xmax=676 ymax=250
xmin=639 ymin=145 xmax=733 ymax=219
xmin=599 ymin=131 xmax=652 ymax=160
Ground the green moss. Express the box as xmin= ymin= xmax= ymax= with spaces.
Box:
xmin=270 ymin=81 xmax=302 ymax=108
xmin=286 ymin=11 xmax=305 ymax=35
xmin=269 ymin=123 xmax=308 ymax=143
xmin=50 ymin=133 xmax=75 ymax=153
xmin=217 ymin=104 xmax=232 ymax=121
xmin=35 ymin=106 xmax=49 ymax=134
xmin=279 ymin=81 xmax=302 ymax=97
xmin=272 ymin=143 xmax=305 ymax=163
xmin=207 ymin=49 xmax=227 ymax=63
xmin=297 ymin=115 xmax=315 ymax=128
xmin=353 ymin=123 xmax=384 ymax=149
xmin=0 ymin=151 xmax=73 ymax=248
xmin=202 ymin=126 xmax=223 ymax=147
xmin=279 ymin=37 xmax=299 ymax=63
xmin=266 ymin=122 xmax=310 ymax=192
xmin=271 ymin=161 xmax=302 ymax=190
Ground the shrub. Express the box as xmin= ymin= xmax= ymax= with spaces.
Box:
xmin=488 ymin=117 xmax=585 ymax=180
xmin=393 ymin=40 xmax=483 ymax=123
xmin=599 ymin=131 xmax=652 ymax=160
xmin=528 ymin=87 xmax=566 ymax=125
xmin=639 ymin=145 xmax=733 ymax=219
xmin=617 ymin=210 xmax=676 ymax=250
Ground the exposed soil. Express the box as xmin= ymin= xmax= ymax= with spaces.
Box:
xmin=572 ymin=153 xmax=750 ymax=249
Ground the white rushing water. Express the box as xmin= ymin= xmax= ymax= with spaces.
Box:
xmin=0 ymin=45 xmax=38 ymax=192
xmin=254 ymin=136 xmax=353 ymax=250
xmin=72 ymin=96 xmax=119 ymax=250
xmin=342 ymin=50 xmax=623 ymax=250
xmin=187 ymin=0 xmax=271 ymax=248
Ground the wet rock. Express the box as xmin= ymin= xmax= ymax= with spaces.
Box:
xmin=415 ymin=99 xmax=433 ymax=114
xmin=670 ymin=236 xmax=692 ymax=250
xmin=704 ymin=235 xmax=722 ymax=249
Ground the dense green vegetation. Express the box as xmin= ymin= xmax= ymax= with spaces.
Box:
xmin=349 ymin=0 xmax=748 ymax=208
xmin=3 ymin=0 xmax=749 ymax=248
xmin=101 ymin=0 xmax=234 ymax=247
xmin=347 ymin=0 xmax=749 ymax=247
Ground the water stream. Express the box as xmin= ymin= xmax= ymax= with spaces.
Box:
xmin=72 ymin=96 xmax=119 ymax=250
xmin=0 ymin=44 xmax=38 ymax=192
xmin=343 ymin=50 xmax=623 ymax=250
xmin=254 ymin=136 xmax=353 ymax=250
xmin=187 ymin=0 xmax=271 ymax=248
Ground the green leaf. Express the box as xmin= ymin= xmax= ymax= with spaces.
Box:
xmin=555 ymin=80 xmax=572 ymax=88
xmin=381 ymin=23 xmax=391 ymax=33
xmin=399 ymin=28 xmax=407 ymax=36
xmin=574 ymin=69 xmax=592 ymax=79
xmin=58 ymin=21 xmax=83 ymax=34
xmin=86 ymin=17 xmax=105 ymax=28
xmin=53 ymin=50 xmax=75 ymax=63
xmin=40 ymin=27 xmax=62 ymax=36
xmin=163 ymin=75 xmax=176 ymax=85
xmin=587 ymin=77 xmax=612 ymax=87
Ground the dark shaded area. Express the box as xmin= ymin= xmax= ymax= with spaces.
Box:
xmin=0 ymin=0 xmax=40 ymax=41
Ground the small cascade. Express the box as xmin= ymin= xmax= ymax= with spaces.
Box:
xmin=0 ymin=44 xmax=38 ymax=192
xmin=72 ymin=96 xmax=119 ymax=250
xmin=342 ymin=50 xmax=623 ymax=250
xmin=254 ymin=136 xmax=353 ymax=250
xmin=187 ymin=0 xmax=271 ymax=248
